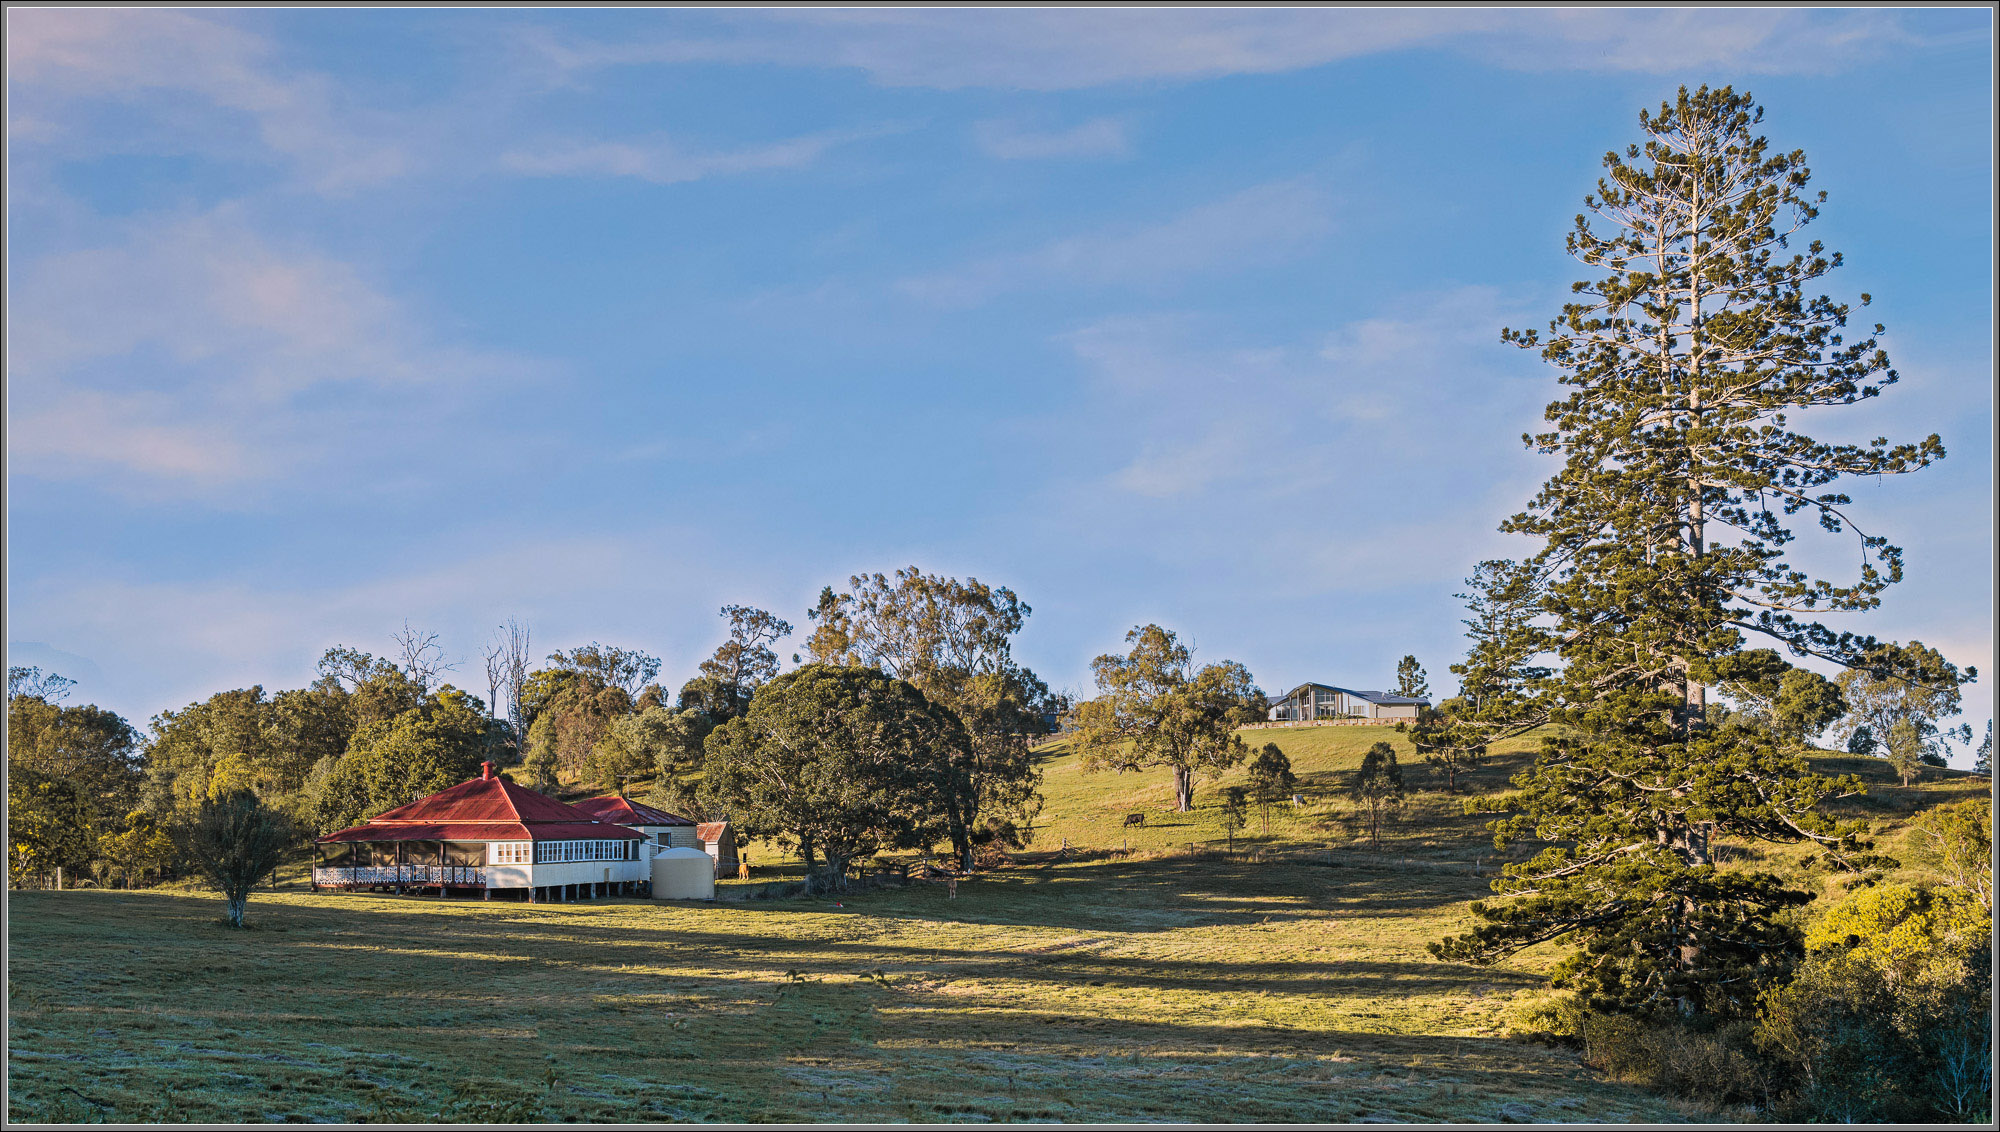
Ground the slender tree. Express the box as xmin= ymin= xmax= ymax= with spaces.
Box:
xmin=1395 ymin=656 xmax=1430 ymax=700
xmin=1431 ymin=87 xmax=1972 ymax=1019
xmin=1246 ymin=742 xmax=1298 ymax=834
xmin=1351 ymin=742 xmax=1404 ymax=849
xmin=1221 ymin=785 xmax=1248 ymax=852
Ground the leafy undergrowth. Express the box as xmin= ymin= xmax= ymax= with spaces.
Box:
xmin=7 ymin=854 xmax=1702 ymax=1124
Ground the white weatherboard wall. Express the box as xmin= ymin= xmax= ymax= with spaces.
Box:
xmin=483 ymin=858 xmax=649 ymax=890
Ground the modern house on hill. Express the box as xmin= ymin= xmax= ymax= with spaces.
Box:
xmin=1267 ymin=683 xmax=1429 ymax=722
xmin=312 ymin=762 xmax=647 ymax=902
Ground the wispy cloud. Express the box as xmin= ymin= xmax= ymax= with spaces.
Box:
xmin=523 ymin=9 xmax=1911 ymax=92
xmin=6 ymin=526 xmax=800 ymax=725
xmin=1037 ymin=288 xmax=1552 ymax=578
xmin=900 ymin=179 xmax=1331 ymax=306
xmin=975 ymin=116 xmax=1131 ymax=161
xmin=6 ymin=208 xmax=544 ymax=493
xmin=501 ymin=124 xmax=898 ymax=184
xmin=6 ymin=8 xmax=413 ymax=194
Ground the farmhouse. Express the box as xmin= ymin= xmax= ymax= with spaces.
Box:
xmin=1267 ymin=682 xmax=1428 ymax=722
xmin=312 ymin=762 xmax=647 ymax=902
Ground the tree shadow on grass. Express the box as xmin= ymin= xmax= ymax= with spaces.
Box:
xmin=8 ymin=889 xmax=1661 ymax=1126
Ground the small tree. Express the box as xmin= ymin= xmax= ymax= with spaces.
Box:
xmin=1246 ymin=743 xmax=1297 ymax=834
xmin=178 ymin=790 xmax=295 ymax=927
xmin=1220 ymin=786 xmax=1248 ymax=852
xmin=1072 ymin=625 xmax=1259 ymax=812
xmin=1395 ymin=656 xmax=1430 ymax=700
xmin=1975 ymin=720 xmax=1992 ymax=775
xmin=1884 ymin=718 xmax=1925 ymax=787
xmin=1906 ymin=797 xmax=1992 ymax=912
xmin=1351 ymin=742 xmax=1404 ymax=849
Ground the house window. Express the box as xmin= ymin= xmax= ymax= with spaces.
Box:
xmin=492 ymin=842 xmax=531 ymax=865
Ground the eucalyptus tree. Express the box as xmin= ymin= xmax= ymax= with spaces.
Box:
xmin=1429 ymin=87 xmax=1972 ymax=1019
xmin=805 ymin=568 xmax=1051 ymax=867
xmin=699 ymin=664 xmax=968 ymax=892
xmin=1072 ymin=624 xmax=1260 ymax=813
xmin=1832 ymin=640 xmax=1969 ymax=768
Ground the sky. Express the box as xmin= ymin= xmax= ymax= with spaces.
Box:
xmin=6 ymin=8 xmax=1994 ymax=763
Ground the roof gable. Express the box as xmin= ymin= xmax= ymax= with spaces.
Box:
xmin=362 ymin=773 xmax=603 ymax=826
xmin=570 ymin=795 xmax=695 ymax=826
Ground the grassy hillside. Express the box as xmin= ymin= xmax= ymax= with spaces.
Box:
xmin=1031 ymin=725 xmax=1543 ymax=860
xmin=9 ymin=857 xmax=1698 ymax=1125
xmin=1031 ymin=724 xmax=1988 ymax=892
xmin=11 ymin=724 xmax=1979 ymax=1124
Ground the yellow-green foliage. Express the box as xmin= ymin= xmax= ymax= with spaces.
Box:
xmin=1802 ymin=883 xmax=1989 ymax=984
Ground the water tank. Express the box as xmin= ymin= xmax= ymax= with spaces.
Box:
xmin=651 ymin=847 xmax=716 ymax=900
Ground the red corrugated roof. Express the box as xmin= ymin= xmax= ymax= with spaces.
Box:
xmin=696 ymin=821 xmax=730 ymax=843
xmin=367 ymin=773 xmax=591 ymax=825
xmin=570 ymin=796 xmax=694 ymax=826
xmin=314 ymin=766 xmax=641 ymax=843
xmin=318 ymin=821 xmax=639 ymax=843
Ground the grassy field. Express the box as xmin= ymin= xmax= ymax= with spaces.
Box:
xmin=9 ymin=724 xmax=1982 ymax=1124
xmin=9 ymin=855 xmax=1697 ymax=1125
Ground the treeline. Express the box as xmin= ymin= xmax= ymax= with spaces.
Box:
xmin=6 ymin=567 xmax=1078 ymax=895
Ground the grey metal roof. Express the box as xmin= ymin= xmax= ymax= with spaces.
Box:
xmin=1346 ymin=689 xmax=1429 ymax=706
xmin=1276 ymin=683 xmax=1429 ymax=707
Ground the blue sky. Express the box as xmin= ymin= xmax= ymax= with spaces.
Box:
xmin=7 ymin=8 xmax=1994 ymax=761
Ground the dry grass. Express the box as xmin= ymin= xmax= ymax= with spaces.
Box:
xmin=12 ymin=727 xmax=1975 ymax=1124
xmin=8 ymin=852 xmax=1697 ymax=1124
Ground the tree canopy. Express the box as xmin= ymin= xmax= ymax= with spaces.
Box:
xmin=804 ymin=567 xmax=1051 ymax=866
xmin=699 ymin=664 xmax=968 ymax=892
xmin=1072 ymin=624 xmax=1260 ymax=813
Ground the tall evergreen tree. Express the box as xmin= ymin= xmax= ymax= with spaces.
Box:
xmin=1430 ymin=87 xmax=1972 ymax=1019
xmin=1395 ymin=656 xmax=1430 ymax=700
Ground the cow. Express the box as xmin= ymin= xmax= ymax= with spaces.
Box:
xmin=1122 ymin=813 xmax=1146 ymax=828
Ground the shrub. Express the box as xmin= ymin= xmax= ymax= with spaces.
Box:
xmin=1572 ymin=1010 xmax=1769 ymax=1109
xmin=1754 ymin=880 xmax=1992 ymax=1122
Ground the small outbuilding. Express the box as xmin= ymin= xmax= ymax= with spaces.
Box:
xmin=696 ymin=821 xmax=740 ymax=877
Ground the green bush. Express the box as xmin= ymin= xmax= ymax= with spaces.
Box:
xmin=1753 ymin=881 xmax=1992 ymax=1122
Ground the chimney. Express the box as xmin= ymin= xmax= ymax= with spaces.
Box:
xmin=480 ymin=761 xmax=494 ymax=780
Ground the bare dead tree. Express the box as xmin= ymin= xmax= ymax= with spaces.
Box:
xmin=482 ymin=636 xmax=508 ymax=720
xmin=500 ymin=618 xmax=532 ymax=738
xmin=391 ymin=620 xmax=457 ymax=693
